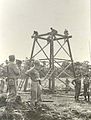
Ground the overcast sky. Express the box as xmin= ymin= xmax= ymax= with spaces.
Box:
xmin=0 ymin=0 xmax=90 ymax=63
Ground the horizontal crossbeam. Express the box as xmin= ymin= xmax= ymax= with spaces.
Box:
xmin=54 ymin=58 xmax=71 ymax=61
xmin=32 ymin=35 xmax=72 ymax=41
xmin=39 ymin=33 xmax=50 ymax=36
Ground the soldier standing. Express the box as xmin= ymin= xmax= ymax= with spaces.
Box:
xmin=25 ymin=60 xmax=42 ymax=106
xmin=72 ymin=74 xmax=81 ymax=102
xmin=83 ymin=74 xmax=90 ymax=102
xmin=16 ymin=59 xmax=22 ymax=86
xmin=7 ymin=55 xmax=20 ymax=101
xmin=0 ymin=60 xmax=9 ymax=93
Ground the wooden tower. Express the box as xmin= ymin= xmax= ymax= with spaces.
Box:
xmin=30 ymin=28 xmax=75 ymax=90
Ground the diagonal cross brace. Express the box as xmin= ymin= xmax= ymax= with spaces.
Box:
xmin=54 ymin=60 xmax=73 ymax=78
xmin=57 ymin=40 xmax=70 ymax=57
xmin=36 ymin=39 xmax=49 ymax=61
xmin=54 ymin=40 xmax=67 ymax=57
xmin=57 ymin=63 xmax=73 ymax=78
xmin=32 ymin=42 xmax=49 ymax=58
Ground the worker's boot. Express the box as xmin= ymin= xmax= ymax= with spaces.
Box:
xmin=84 ymin=96 xmax=87 ymax=101
xmin=75 ymin=96 xmax=79 ymax=102
xmin=87 ymin=94 xmax=90 ymax=102
xmin=76 ymin=96 xmax=80 ymax=102
xmin=75 ymin=96 xmax=77 ymax=101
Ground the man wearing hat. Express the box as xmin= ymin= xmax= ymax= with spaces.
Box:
xmin=7 ymin=55 xmax=20 ymax=101
xmin=25 ymin=60 xmax=42 ymax=106
xmin=72 ymin=74 xmax=81 ymax=102
xmin=16 ymin=59 xmax=22 ymax=69
xmin=83 ymin=74 xmax=90 ymax=102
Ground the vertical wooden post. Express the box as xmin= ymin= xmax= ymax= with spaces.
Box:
xmin=49 ymin=34 xmax=55 ymax=90
xmin=49 ymin=44 xmax=52 ymax=89
xmin=51 ymin=40 xmax=55 ymax=90
xmin=67 ymin=39 xmax=75 ymax=77
xmin=64 ymin=29 xmax=75 ymax=78
xmin=30 ymin=39 xmax=36 ymax=59
xmin=30 ymin=31 xmax=38 ymax=59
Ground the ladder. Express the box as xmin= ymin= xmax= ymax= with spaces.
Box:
xmin=43 ymin=67 xmax=55 ymax=81
xmin=42 ymin=68 xmax=55 ymax=87
xmin=18 ymin=79 xmax=25 ymax=91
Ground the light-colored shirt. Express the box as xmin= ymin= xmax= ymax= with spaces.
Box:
xmin=7 ymin=62 xmax=20 ymax=79
xmin=26 ymin=67 xmax=40 ymax=82
xmin=83 ymin=77 xmax=90 ymax=84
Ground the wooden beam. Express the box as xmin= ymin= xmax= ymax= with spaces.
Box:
xmin=56 ymin=34 xmax=72 ymax=38
xmin=32 ymin=42 xmax=49 ymax=58
xmin=57 ymin=40 xmax=70 ymax=57
xmin=36 ymin=40 xmax=49 ymax=61
xmin=54 ymin=58 xmax=71 ymax=61
xmin=30 ymin=38 xmax=36 ymax=59
xmin=39 ymin=32 xmax=50 ymax=36
xmin=54 ymin=60 xmax=73 ymax=78
xmin=54 ymin=40 xmax=67 ymax=57
xmin=66 ymin=38 xmax=76 ymax=78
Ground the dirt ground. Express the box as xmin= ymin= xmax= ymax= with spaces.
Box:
xmin=17 ymin=90 xmax=91 ymax=120
xmin=1 ymin=78 xmax=91 ymax=120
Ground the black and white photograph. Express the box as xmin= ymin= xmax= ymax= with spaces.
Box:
xmin=0 ymin=0 xmax=90 ymax=120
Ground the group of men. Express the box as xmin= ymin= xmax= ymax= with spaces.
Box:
xmin=1 ymin=55 xmax=42 ymax=107
xmin=0 ymin=55 xmax=91 ymax=106
xmin=72 ymin=74 xmax=90 ymax=102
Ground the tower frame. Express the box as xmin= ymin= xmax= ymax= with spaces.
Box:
xmin=30 ymin=28 xmax=75 ymax=90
